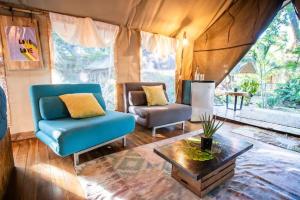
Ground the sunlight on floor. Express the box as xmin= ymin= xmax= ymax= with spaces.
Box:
xmin=32 ymin=163 xmax=85 ymax=198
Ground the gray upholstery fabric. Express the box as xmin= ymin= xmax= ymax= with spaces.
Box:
xmin=128 ymin=104 xmax=192 ymax=128
xmin=124 ymin=82 xmax=191 ymax=128
xmin=128 ymin=91 xmax=147 ymax=106
xmin=128 ymin=90 xmax=169 ymax=106
xmin=123 ymin=82 xmax=166 ymax=113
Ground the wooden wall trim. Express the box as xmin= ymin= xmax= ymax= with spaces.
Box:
xmin=0 ymin=129 xmax=14 ymax=199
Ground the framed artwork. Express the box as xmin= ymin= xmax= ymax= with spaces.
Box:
xmin=0 ymin=16 xmax=43 ymax=70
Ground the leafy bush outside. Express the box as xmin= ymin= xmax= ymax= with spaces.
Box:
xmin=216 ymin=3 xmax=300 ymax=114
xmin=274 ymin=77 xmax=300 ymax=108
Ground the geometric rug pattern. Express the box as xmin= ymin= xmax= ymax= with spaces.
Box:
xmin=77 ymin=130 xmax=300 ymax=200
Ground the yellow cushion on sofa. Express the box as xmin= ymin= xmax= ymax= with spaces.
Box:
xmin=59 ymin=93 xmax=105 ymax=118
xmin=142 ymin=85 xmax=168 ymax=106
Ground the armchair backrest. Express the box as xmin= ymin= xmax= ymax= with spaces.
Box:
xmin=30 ymin=84 xmax=102 ymax=133
xmin=123 ymin=82 xmax=166 ymax=113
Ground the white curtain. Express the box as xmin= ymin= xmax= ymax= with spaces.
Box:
xmin=49 ymin=12 xmax=119 ymax=48
xmin=141 ymin=31 xmax=177 ymax=58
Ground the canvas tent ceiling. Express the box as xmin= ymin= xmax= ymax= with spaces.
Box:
xmin=2 ymin=0 xmax=233 ymax=40
xmin=0 ymin=0 xmax=296 ymax=105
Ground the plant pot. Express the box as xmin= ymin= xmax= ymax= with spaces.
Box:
xmin=201 ymin=136 xmax=213 ymax=151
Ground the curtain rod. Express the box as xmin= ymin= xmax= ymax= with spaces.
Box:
xmin=0 ymin=5 xmax=42 ymax=15
xmin=0 ymin=2 xmax=119 ymax=26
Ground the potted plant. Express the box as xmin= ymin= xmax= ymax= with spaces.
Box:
xmin=200 ymin=114 xmax=223 ymax=151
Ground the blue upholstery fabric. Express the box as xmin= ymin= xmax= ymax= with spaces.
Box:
xmin=37 ymin=111 xmax=134 ymax=156
xmin=30 ymin=84 xmax=103 ymax=132
xmin=0 ymin=87 xmax=7 ymax=140
xmin=39 ymin=93 xmax=106 ymax=120
xmin=93 ymin=93 xmax=106 ymax=111
xmin=39 ymin=96 xmax=69 ymax=120
xmin=30 ymin=84 xmax=135 ymax=157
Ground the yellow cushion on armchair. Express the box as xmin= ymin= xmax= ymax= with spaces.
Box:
xmin=59 ymin=93 xmax=105 ymax=118
xmin=142 ymin=85 xmax=168 ymax=106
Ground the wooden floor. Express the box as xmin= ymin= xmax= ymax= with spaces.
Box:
xmin=4 ymin=122 xmax=239 ymax=200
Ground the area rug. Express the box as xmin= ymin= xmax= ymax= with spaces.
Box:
xmin=76 ymin=131 xmax=300 ymax=200
xmin=232 ymin=126 xmax=300 ymax=153
xmin=237 ymin=108 xmax=300 ymax=129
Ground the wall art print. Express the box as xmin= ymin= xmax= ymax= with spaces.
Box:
xmin=5 ymin=26 xmax=39 ymax=61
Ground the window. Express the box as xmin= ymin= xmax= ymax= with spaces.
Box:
xmin=52 ymin=33 xmax=116 ymax=109
xmin=140 ymin=32 xmax=177 ymax=102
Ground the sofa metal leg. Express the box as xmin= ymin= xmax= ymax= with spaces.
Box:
xmin=74 ymin=153 xmax=79 ymax=167
xmin=182 ymin=121 xmax=185 ymax=131
xmin=152 ymin=128 xmax=156 ymax=137
xmin=123 ymin=136 xmax=127 ymax=147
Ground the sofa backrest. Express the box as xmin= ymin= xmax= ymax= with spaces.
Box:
xmin=123 ymin=82 xmax=166 ymax=113
xmin=0 ymin=86 xmax=7 ymax=140
xmin=30 ymin=84 xmax=103 ymax=133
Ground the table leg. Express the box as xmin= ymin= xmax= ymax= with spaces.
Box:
xmin=234 ymin=96 xmax=238 ymax=111
xmin=226 ymin=95 xmax=229 ymax=109
xmin=240 ymin=96 xmax=244 ymax=110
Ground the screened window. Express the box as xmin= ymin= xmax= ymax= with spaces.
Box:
xmin=140 ymin=32 xmax=177 ymax=102
xmin=52 ymin=33 xmax=115 ymax=109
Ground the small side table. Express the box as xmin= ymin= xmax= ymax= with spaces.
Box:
xmin=225 ymin=91 xmax=248 ymax=111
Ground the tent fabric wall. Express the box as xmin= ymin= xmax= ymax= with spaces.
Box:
xmin=114 ymin=27 xmax=141 ymax=111
xmin=49 ymin=12 xmax=119 ymax=48
xmin=293 ymin=0 xmax=300 ymax=18
xmin=0 ymin=0 xmax=286 ymax=114
xmin=6 ymin=0 xmax=233 ymax=40
xmin=141 ymin=31 xmax=177 ymax=58
xmin=0 ymin=11 xmax=52 ymax=135
xmin=193 ymin=0 xmax=284 ymax=85
xmin=5 ymin=0 xmax=234 ymax=108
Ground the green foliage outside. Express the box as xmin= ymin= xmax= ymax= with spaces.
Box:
xmin=217 ymin=3 xmax=300 ymax=113
xmin=239 ymin=77 xmax=260 ymax=105
xmin=273 ymin=77 xmax=300 ymax=108
xmin=239 ymin=78 xmax=260 ymax=97
xmin=52 ymin=33 xmax=116 ymax=110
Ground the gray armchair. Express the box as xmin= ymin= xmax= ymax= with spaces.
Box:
xmin=123 ymin=82 xmax=192 ymax=136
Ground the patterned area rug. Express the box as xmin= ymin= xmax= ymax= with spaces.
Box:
xmin=232 ymin=126 xmax=300 ymax=153
xmin=76 ymin=131 xmax=300 ymax=200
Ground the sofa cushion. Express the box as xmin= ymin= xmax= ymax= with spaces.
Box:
xmin=128 ymin=90 xmax=169 ymax=106
xmin=93 ymin=93 xmax=106 ymax=111
xmin=39 ymin=96 xmax=70 ymax=120
xmin=37 ymin=110 xmax=135 ymax=156
xmin=128 ymin=103 xmax=192 ymax=128
xmin=142 ymin=85 xmax=168 ymax=106
xmin=129 ymin=91 xmax=147 ymax=106
xmin=59 ymin=93 xmax=106 ymax=118
xmin=39 ymin=93 xmax=106 ymax=120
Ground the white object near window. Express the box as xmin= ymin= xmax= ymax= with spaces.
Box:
xmin=191 ymin=81 xmax=215 ymax=122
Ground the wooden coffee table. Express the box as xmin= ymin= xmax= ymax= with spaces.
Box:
xmin=154 ymin=134 xmax=253 ymax=197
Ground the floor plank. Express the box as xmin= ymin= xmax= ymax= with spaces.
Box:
xmin=5 ymin=122 xmax=203 ymax=199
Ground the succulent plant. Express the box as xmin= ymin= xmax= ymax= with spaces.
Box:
xmin=201 ymin=114 xmax=223 ymax=138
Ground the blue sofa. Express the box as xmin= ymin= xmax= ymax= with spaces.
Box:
xmin=0 ymin=86 xmax=7 ymax=140
xmin=29 ymin=84 xmax=135 ymax=164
